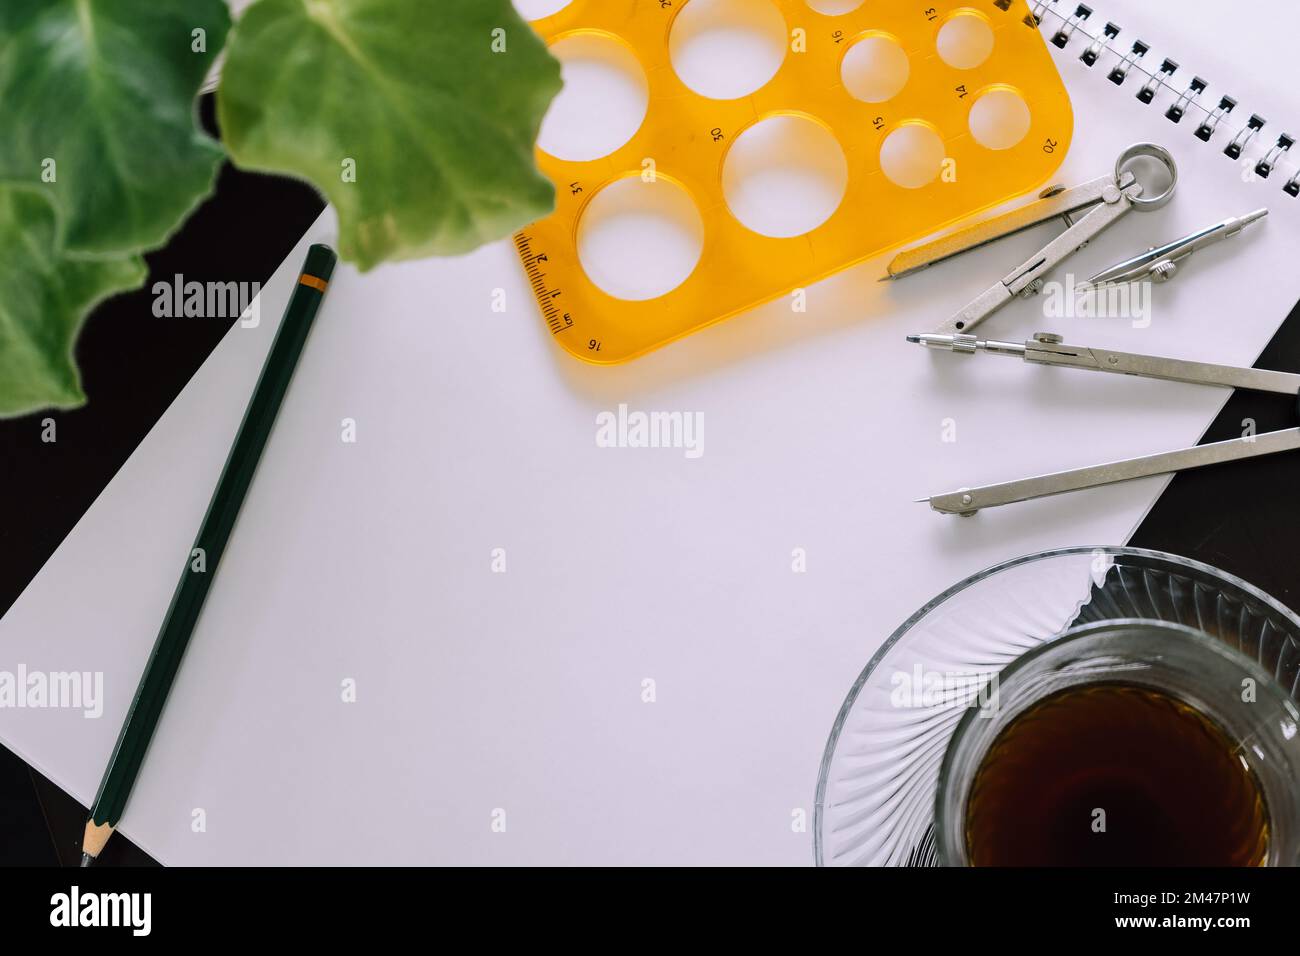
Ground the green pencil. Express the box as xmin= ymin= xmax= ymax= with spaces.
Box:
xmin=80 ymin=244 xmax=337 ymax=866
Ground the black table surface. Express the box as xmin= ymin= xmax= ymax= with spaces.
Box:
xmin=2 ymin=99 xmax=1298 ymax=866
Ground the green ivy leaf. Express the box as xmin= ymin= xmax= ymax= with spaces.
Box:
xmin=0 ymin=189 xmax=146 ymax=416
xmin=0 ymin=0 xmax=231 ymax=255
xmin=218 ymin=0 xmax=562 ymax=270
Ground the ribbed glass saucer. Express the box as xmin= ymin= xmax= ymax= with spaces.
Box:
xmin=814 ymin=546 xmax=1300 ymax=867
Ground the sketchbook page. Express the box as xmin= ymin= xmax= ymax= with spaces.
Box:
xmin=1 ymin=0 xmax=1298 ymax=864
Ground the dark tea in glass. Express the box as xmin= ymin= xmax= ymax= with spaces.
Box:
xmin=964 ymin=682 xmax=1269 ymax=866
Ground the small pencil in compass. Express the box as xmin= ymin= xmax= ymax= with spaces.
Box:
xmin=1078 ymin=208 xmax=1268 ymax=290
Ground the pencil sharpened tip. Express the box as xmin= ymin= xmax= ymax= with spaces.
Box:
xmin=905 ymin=334 xmax=921 ymax=344
xmin=80 ymin=852 xmax=95 ymax=868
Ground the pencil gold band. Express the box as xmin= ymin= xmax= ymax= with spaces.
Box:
xmin=299 ymin=274 xmax=329 ymax=293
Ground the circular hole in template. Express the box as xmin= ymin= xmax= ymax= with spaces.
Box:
xmin=880 ymin=123 xmax=946 ymax=189
xmin=511 ymin=0 xmax=572 ymax=20
xmin=806 ymin=0 xmax=865 ymax=13
xmin=969 ymin=86 xmax=1031 ymax=149
xmin=936 ymin=11 xmax=995 ymax=70
xmin=669 ymin=0 xmax=787 ymax=100
xmin=578 ymin=178 xmax=705 ymax=301
xmin=841 ymin=34 xmax=910 ymax=104
xmin=537 ymin=34 xmax=648 ymax=163
xmin=723 ymin=115 xmax=848 ymax=238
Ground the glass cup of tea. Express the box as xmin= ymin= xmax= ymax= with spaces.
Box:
xmin=935 ymin=619 xmax=1300 ymax=866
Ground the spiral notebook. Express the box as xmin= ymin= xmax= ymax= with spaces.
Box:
xmin=3 ymin=0 xmax=1300 ymax=866
xmin=1031 ymin=0 xmax=1298 ymax=195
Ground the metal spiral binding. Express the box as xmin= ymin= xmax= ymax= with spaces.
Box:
xmin=1196 ymin=96 xmax=1238 ymax=142
xmin=1165 ymin=76 xmax=1206 ymax=123
xmin=1136 ymin=58 xmax=1178 ymax=104
xmin=1107 ymin=38 xmax=1148 ymax=84
xmin=1050 ymin=4 xmax=1092 ymax=48
xmin=1256 ymin=135 xmax=1295 ymax=179
xmin=1080 ymin=22 xmax=1120 ymax=67
xmin=1034 ymin=0 xmax=1299 ymax=198
xmin=1225 ymin=115 xmax=1266 ymax=160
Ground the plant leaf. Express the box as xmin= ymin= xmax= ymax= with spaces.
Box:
xmin=0 ymin=189 xmax=146 ymax=416
xmin=218 ymin=0 xmax=562 ymax=270
xmin=0 ymin=0 xmax=231 ymax=255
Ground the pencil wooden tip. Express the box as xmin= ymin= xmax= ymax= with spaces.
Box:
xmin=81 ymin=819 xmax=114 ymax=861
